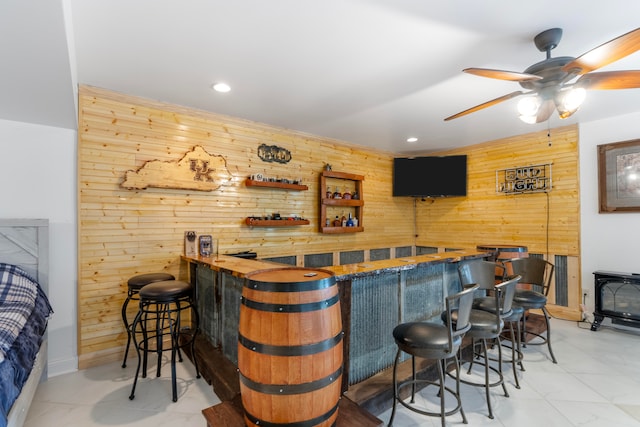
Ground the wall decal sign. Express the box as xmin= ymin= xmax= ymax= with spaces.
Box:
xmin=496 ymin=163 xmax=552 ymax=194
xmin=257 ymin=143 xmax=291 ymax=163
xmin=121 ymin=145 xmax=232 ymax=191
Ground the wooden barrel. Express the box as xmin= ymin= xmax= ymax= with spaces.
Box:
xmin=238 ymin=267 xmax=343 ymax=427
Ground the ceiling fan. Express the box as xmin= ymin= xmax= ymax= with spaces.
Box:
xmin=444 ymin=27 xmax=640 ymax=123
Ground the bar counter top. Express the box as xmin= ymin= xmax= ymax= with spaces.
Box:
xmin=323 ymin=249 xmax=487 ymax=279
xmin=182 ymin=249 xmax=488 ymax=279
xmin=181 ymin=254 xmax=284 ymax=277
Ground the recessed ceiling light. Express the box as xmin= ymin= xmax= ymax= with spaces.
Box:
xmin=212 ymin=82 xmax=231 ymax=93
xmin=407 ymin=137 xmax=418 ymax=143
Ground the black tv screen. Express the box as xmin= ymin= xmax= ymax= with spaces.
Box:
xmin=393 ymin=155 xmax=467 ymax=197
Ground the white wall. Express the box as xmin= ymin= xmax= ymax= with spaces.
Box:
xmin=579 ymin=111 xmax=640 ymax=315
xmin=0 ymin=118 xmax=78 ymax=376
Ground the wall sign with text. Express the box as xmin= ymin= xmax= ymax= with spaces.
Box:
xmin=496 ymin=163 xmax=552 ymax=194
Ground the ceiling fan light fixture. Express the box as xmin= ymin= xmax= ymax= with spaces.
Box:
xmin=555 ymin=87 xmax=586 ymax=119
xmin=517 ymin=95 xmax=541 ymax=120
xmin=519 ymin=113 xmax=539 ymax=124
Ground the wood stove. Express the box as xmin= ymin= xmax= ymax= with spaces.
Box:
xmin=592 ymin=271 xmax=640 ymax=331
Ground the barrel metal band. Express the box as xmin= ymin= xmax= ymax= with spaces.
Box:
xmin=239 ymin=331 xmax=343 ymax=356
xmin=244 ymin=275 xmax=335 ymax=292
xmin=243 ymin=401 xmax=339 ymax=427
xmin=239 ymin=366 xmax=342 ymax=395
xmin=241 ymin=293 xmax=339 ymax=313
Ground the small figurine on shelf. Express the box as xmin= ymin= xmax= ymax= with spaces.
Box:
xmin=324 ymin=163 xmax=332 ymax=171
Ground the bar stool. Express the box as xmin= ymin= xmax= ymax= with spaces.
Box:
xmin=504 ymin=257 xmax=557 ymax=364
xmin=388 ymin=284 xmax=478 ymax=427
xmin=458 ymin=260 xmax=525 ymax=389
xmin=128 ymin=280 xmax=200 ymax=402
xmin=443 ymin=275 xmax=519 ymax=419
xmin=121 ymin=272 xmax=175 ymax=368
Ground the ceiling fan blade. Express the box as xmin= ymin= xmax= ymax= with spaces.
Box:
xmin=444 ymin=91 xmax=524 ymax=121
xmin=463 ymin=68 xmax=542 ymax=82
xmin=577 ymin=70 xmax=640 ymax=90
xmin=562 ymin=27 xmax=640 ymax=75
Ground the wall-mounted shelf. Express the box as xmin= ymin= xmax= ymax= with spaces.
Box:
xmin=245 ymin=217 xmax=310 ymax=228
xmin=322 ymin=199 xmax=364 ymax=207
xmin=245 ymin=178 xmax=308 ymax=191
xmin=321 ymin=226 xmax=365 ymax=234
xmin=320 ymin=170 xmax=364 ymax=233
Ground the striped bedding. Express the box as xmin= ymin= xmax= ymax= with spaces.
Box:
xmin=0 ymin=263 xmax=53 ymax=427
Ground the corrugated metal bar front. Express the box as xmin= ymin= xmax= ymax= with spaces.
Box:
xmin=348 ymin=270 xmax=399 ymax=384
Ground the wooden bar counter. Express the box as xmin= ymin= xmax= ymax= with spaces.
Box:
xmin=182 ymin=249 xmax=488 ymax=423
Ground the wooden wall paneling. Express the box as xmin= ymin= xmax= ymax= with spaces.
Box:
xmin=78 ymin=86 xmax=582 ymax=367
xmin=78 ymin=86 xmax=417 ymax=367
xmin=413 ymin=125 xmax=581 ymax=319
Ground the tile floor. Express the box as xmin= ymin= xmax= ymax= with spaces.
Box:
xmin=24 ymin=317 xmax=640 ymax=426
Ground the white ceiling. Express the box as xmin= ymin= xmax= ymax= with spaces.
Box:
xmin=2 ymin=0 xmax=640 ymax=154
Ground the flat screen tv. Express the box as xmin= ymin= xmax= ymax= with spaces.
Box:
xmin=393 ymin=155 xmax=467 ymax=197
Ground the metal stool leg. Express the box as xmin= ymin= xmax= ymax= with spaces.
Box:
xmin=128 ymin=307 xmax=144 ymax=400
xmin=121 ymin=292 xmax=135 ymax=368
xmin=542 ymin=307 xmax=557 ymax=363
xmin=387 ymin=349 xmax=401 ymax=427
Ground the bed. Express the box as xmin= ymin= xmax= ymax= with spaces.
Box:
xmin=0 ymin=219 xmax=52 ymax=427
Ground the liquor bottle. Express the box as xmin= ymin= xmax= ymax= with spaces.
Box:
xmin=333 ymin=187 xmax=342 ymax=199
xmin=326 ymin=188 xmax=332 ymax=199
xmin=333 ymin=215 xmax=341 ymax=227
xmin=343 ymin=187 xmax=351 ymax=199
xmin=341 ymin=212 xmax=347 ymax=227
xmin=346 ymin=212 xmax=354 ymax=227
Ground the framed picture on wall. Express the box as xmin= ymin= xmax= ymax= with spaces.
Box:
xmin=598 ymin=138 xmax=640 ymax=213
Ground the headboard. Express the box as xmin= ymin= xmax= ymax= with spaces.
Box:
xmin=0 ymin=219 xmax=49 ymax=294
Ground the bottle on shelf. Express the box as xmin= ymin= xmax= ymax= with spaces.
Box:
xmin=333 ymin=215 xmax=341 ymax=227
xmin=333 ymin=187 xmax=342 ymax=199
xmin=343 ymin=187 xmax=351 ymax=199
xmin=346 ymin=212 xmax=354 ymax=227
xmin=326 ymin=188 xmax=332 ymax=199
xmin=341 ymin=212 xmax=347 ymax=227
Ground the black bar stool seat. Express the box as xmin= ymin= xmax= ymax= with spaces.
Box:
xmin=129 ymin=279 xmax=200 ymax=402
xmin=121 ymin=273 xmax=175 ymax=368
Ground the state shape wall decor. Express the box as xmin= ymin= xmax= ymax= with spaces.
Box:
xmin=121 ymin=145 xmax=232 ymax=191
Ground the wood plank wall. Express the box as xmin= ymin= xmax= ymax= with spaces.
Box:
xmin=413 ymin=126 xmax=581 ymax=318
xmin=77 ymin=85 xmax=581 ymax=368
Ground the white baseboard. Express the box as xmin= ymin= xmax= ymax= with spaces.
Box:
xmin=47 ymin=356 xmax=78 ymax=377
